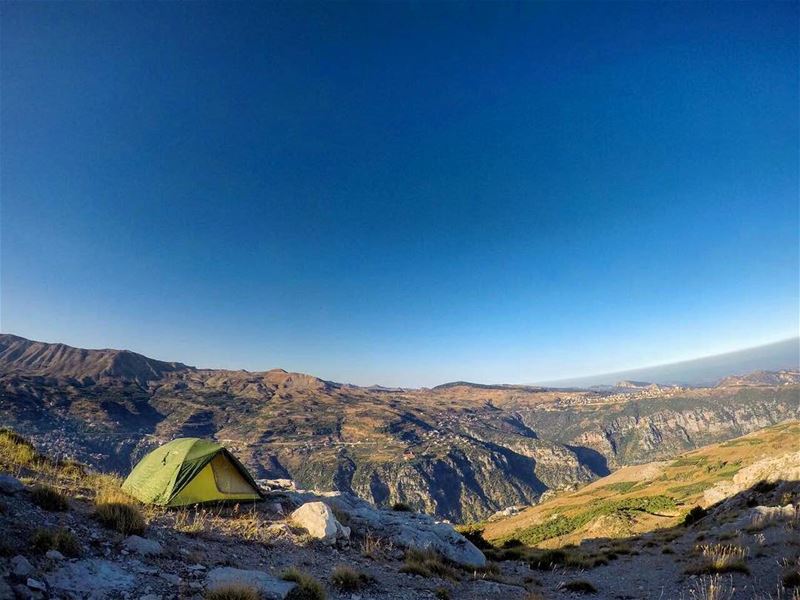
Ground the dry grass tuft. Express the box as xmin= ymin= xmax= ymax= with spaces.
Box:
xmin=282 ymin=567 xmax=326 ymax=600
xmin=399 ymin=547 xmax=459 ymax=580
xmin=30 ymin=485 xmax=69 ymax=511
xmin=330 ymin=565 xmax=370 ymax=591
xmin=360 ymin=530 xmax=393 ymax=559
xmin=95 ymin=501 xmax=146 ymax=535
xmin=686 ymin=544 xmax=749 ymax=575
xmin=204 ymin=584 xmax=261 ymax=600
xmin=31 ymin=528 xmax=81 ymax=557
xmin=687 ymin=574 xmax=735 ymax=600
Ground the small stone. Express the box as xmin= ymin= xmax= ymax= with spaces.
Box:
xmin=139 ymin=595 xmax=161 ymax=600
xmin=11 ymin=555 xmax=33 ymax=578
xmin=26 ymin=578 xmax=46 ymax=591
xmin=45 ymin=550 xmax=65 ymax=561
xmin=123 ymin=535 xmax=163 ymax=556
xmin=159 ymin=573 xmax=182 ymax=586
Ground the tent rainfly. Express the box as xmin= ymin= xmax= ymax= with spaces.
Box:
xmin=121 ymin=438 xmax=263 ymax=506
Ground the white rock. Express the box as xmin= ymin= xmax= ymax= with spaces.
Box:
xmin=122 ymin=535 xmax=163 ymax=556
xmin=45 ymin=550 xmax=65 ymax=561
xmin=0 ymin=474 xmax=24 ymax=495
xmin=206 ymin=567 xmax=296 ymax=599
xmin=46 ymin=559 xmax=136 ymax=597
xmin=11 ymin=555 xmax=33 ymax=578
xmin=291 ymin=501 xmax=350 ymax=544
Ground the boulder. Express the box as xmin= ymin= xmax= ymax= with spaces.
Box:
xmin=11 ymin=555 xmax=33 ymax=579
xmin=45 ymin=550 xmax=65 ymax=561
xmin=46 ymin=559 xmax=136 ymax=598
xmin=290 ymin=501 xmax=350 ymax=544
xmin=122 ymin=535 xmax=163 ymax=556
xmin=0 ymin=474 xmax=24 ymax=495
xmin=206 ymin=567 xmax=296 ymax=599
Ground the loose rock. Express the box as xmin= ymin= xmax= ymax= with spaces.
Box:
xmin=206 ymin=567 xmax=296 ymax=600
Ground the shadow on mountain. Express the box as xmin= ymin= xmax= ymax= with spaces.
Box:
xmin=567 ymin=444 xmax=610 ymax=476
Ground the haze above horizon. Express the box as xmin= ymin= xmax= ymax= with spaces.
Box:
xmin=1 ymin=2 xmax=798 ymax=387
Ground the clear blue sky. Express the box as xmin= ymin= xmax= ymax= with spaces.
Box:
xmin=1 ymin=1 xmax=797 ymax=387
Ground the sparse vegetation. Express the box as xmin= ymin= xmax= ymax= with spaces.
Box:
xmin=434 ymin=587 xmax=451 ymax=600
xmin=282 ymin=568 xmax=326 ymax=600
xmin=31 ymin=484 xmax=69 ymax=511
xmin=399 ymin=547 xmax=459 ymax=580
xmin=31 ymin=527 xmax=81 ymax=557
xmin=95 ymin=500 xmax=146 ymax=535
xmin=686 ymin=574 xmax=735 ymax=600
xmin=508 ymin=495 xmax=678 ymax=545
xmin=330 ymin=565 xmax=370 ymax=591
xmin=686 ymin=544 xmax=749 ymax=575
xmin=205 ymin=584 xmax=260 ymax=600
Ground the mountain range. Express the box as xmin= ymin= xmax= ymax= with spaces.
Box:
xmin=1 ymin=333 xmax=798 ymax=523
xmin=538 ymin=337 xmax=799 ymax=387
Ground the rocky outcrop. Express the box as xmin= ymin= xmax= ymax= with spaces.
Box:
xmin=282 ymin=489 xmax=486 ymax=568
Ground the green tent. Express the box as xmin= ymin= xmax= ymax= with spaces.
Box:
xmin=121 ymin=438 xmax=263 ymax=506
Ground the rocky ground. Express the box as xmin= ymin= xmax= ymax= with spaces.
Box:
xmin=0 ymin=432 xmax=798 ymax=600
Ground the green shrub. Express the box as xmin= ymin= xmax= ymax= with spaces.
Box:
xmin=435 ymin=587 xmax=451 ymax=599
xmin=31 ymin=528 xmax=81 ymax=557
xmin=205 ymin=585 xmax=260 ymax=600
xmin=562 ymin=580 xmax=597 ymax=594
xmin=330 ymin=565 xmax=370 ymax=591
xmin=95 ymin=501 xmax=146 ymax=535
xmin=282 ymin=568 xmax=326 ymax=600
xmin=31 ymin=485 xmax=69 ymax=512
xmin=456 ymin=525 xmax=492 ymax=550
xmin=683 ymin=506 xmax=708 ymax=526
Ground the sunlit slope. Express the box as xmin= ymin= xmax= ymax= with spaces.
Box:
xmin=482 ymin=420 xmax=800 ymax=547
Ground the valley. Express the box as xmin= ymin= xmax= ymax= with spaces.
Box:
xmin=2 ymin=334 xmax=798 ymax=523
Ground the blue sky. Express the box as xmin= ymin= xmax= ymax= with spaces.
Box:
xmin=1 ymin=1 xmax=797 ymax=387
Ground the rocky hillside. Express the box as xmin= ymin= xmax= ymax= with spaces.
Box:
xmin=482 ymin=420 xmax=800 ymax=545
xmin=1 ymin=334 xmax=798 ymax=523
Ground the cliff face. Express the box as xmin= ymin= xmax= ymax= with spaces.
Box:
xmin=1 ymin=334 xmax=798 ymax=523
